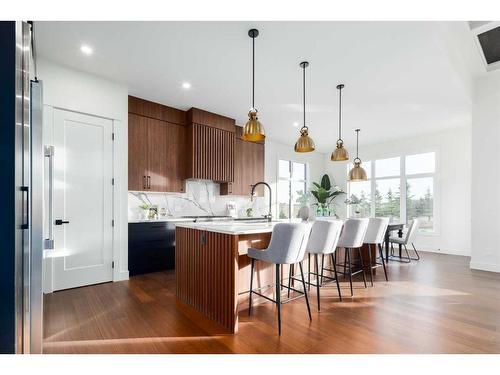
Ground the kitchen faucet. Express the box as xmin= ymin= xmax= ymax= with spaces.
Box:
xmin=250 ymin=182 xmax=272 ymax=222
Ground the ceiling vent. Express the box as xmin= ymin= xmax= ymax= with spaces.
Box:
xmin=470 ymin=21 xmax=500 ymax=72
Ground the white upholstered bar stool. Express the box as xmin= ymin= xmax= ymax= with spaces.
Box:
xmin=364 ymin=217 xmax=390 ymax=285
xmin=302 ymin=220 xmax=344 ymax=311
xmin=247 ymin=222 xmax=313 ymax=335
xmin=389 ymin=218 xmax=421 ymax=262
xmin=336 ymin=218 xmax=369 ymax=296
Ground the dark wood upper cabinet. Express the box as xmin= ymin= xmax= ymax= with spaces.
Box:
xmin=128 ymin=98 xmax=186 ymax=193
xmin=221 ymin=126 xmax=265 ymax=196
xmin=186 ymin=108 xmax=235 ymax=182
xmin=128 ymin=99 xmax=264 ymax=193
xmin=128 ymin=114 xmax=149 ymax=191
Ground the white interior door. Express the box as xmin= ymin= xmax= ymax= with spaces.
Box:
xmin=52 ymin=109 xmax=113 ymax=291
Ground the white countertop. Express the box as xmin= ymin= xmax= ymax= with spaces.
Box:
xmin=128 ymin=218 xmax=196 ymax=223
xmin=175 ymin=219 xmax=303 ymax=235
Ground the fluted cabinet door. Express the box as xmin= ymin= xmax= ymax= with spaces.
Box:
xmin=191 ymin=124 xmax=234 ymax=182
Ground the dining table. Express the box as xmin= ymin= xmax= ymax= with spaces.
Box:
xmin=384 ymin=222 xmax=405 ymax=262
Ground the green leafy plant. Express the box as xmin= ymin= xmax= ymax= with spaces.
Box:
xmin=310 ymin=174 xmax=345 ymax=206
xmin=139 ymin=203 xmax=150 ymax=210
xmin=295 ymin=190 xmax=312 ymax=206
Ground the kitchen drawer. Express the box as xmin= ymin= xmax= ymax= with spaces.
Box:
xmin=128 ymin=222 xmax=177 ymax=276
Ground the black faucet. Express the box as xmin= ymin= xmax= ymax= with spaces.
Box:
xmin=250 ymin=182 xmax=272 ymax=222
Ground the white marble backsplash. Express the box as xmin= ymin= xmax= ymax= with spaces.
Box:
xmin=128 ymin=180 xmax=267 ymax=221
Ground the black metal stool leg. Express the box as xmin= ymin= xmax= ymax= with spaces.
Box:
xmin=358 ymin=247 xmax=367 ymax=288
xmin=411 ymin=243 xmax=421 ymax=260
xmin=314 ymin=254 xmax=321 ymax=311
xmin=344 ymin=248 xmax=347 ymax=279
xmin=404 ymin=244 xmax=411 ymax=262
xmin=287 ymin=264 xmax=294 ymax=298
xmin=298 ymin=261 xmax=312 ymax=321
xmin=248 ymin=258 xmax=255 ymax=316
xmin=378 ymin=243 xmax=388 ymax=281
xmin=276 ymin=264 xmax=281 ymax=335
xmin=331 ymin=253 xmax=342 ymax=301
xmin=347 ymin=248 xmax=353 ymax=296
xmin=367 ymin=244 xmax=374 ymax=287
xmin=307 ymin=254 xmax=311 ymax=291
xmin=320 ymin=254 xmax=325 ymax=285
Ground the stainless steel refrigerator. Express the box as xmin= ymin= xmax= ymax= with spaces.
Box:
xmin=14 ymin=20 xmax=44 ymax=354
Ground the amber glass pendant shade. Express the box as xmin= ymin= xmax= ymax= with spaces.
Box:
xmin=243 ymin=29 xmax=265 ymax=143
xmin=331 ymin=139 xmax=349 ymax=161
xmin=242 ymin=109 xmax=265 ymax=142
xmin=348 ymin=158 xmax=368 ymax=181
xmin=294 ymin=61 xmax=315 ymax=153
xmin=331 ymin=84 xmax=349 ymax=161
xmin=294 ymin=126 xmax=315 ymax=152
xmin=348 ymin=129 xmax=367 ymax=181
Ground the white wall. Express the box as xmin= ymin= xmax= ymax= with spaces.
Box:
xmin=265 ymin=139 xmax=326 ymax=218
xmin=325 ymin=126 xmax=472 ymax=256
xmin=471 ymin=70 xmax=500 ymax=272
xmin=39 ymin=59 xmax=129 ymax=291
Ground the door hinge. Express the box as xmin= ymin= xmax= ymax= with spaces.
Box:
xmin=111 ymin=219 xmax=115 ymax=227
xmin=44 ymin=145 xmax=54 ymax=157
xmin=44 ymin=239 xmax=54 ymax=250
xmin=111 ymin=178 xmax=115 ymax=185
xmin=111 ymin=133 xmax=115 ymax=141
xmin=112 ymin=261 xmax=115 ymax=269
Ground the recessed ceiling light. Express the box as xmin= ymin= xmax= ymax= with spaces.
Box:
xmin=80 ymin=44 xmax=93 ymax=56
xmin=293 ymin=122 xmax=299 ymax=127
xmin=182 ymin=82 xmax=191 ymax=89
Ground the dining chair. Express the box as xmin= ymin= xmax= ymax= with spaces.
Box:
xmin=301 ymin=220 xmax=344 ymax=311
xmin=247 ymin=222 xmax=312 ymax=335
xmin=336 ymin=218 xmax=369 ymax=296
xmin=389 ymin=218 xmax=421 ymax=262
xmin=363 ymin=217 xmax=390 ymax=285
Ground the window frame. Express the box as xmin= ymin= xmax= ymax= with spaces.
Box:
xmin=347 ymin=149 xmax=439 ymax=235
xmin=277 ymin=159 xmax=308 ymax=219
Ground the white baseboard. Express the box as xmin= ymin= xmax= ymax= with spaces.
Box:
xmin=469 ymin=261 xmax=500 ymax=273
xmin=115 ymin=271 xmax=129 ymax=282
xmin=416 ymin=248 xmax=471 ymax=257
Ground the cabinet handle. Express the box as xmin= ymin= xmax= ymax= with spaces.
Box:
xmin=147 ymin=176 xmax=151 ymax=189
xmin=143 ymin=176 xmax=146 ymax=189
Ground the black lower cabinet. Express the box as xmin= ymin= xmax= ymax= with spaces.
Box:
xmin=128 ymin=222 xmax=178 ymax=276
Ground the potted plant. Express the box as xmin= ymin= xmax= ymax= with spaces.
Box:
xmin=310 ymin=174 xmax=345 ymax=217
xmin=295 ymin=190 xmax=312 ymax=221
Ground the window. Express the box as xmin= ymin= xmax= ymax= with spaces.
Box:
xmin=375 ymin=178 xmax=400 ymax=221
xmin=347 ymin=152 xmax=436 ymax=233
xmin=405 ymin=152 xmax=435 ymax=232
xmin=278 ymin=160 xmax=307 ymax=219
xmin=347 ymin=161 xmax=371 ymax=218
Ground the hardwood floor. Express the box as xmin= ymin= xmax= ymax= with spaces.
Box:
xmin=43 ymin=252 xmax=500 ymax=353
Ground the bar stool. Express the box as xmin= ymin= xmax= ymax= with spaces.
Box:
xmin=297 ymin=220 xmax=344 ymax=311
xmin=363 ymin=217 xmax=390 ymax=285
xmin=336 ymin=218 xmax=369 ymax=296
xmin=247 ymin=222 xmax=312 ymax=335
xmin=389 ymin=218 xmax=420 ymax=262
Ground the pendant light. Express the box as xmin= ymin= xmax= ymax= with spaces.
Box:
xmin=348 ymin=129 xmax=367 ymax=181
xmin=294 ymin=61 xmax=315 ymax=153
xmin=331 ymin=84 xmax=349 ymax=161
xmin=242 ymin=29 xmax=265 ymax=142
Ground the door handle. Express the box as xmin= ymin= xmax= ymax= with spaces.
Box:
xmin=143 ymin=175 xmax=146 ymax=189
xmin=147 ymin=175 xmax=151 ymax=189
xmin=55 ymin=219 xmax=70 ymax=225
xmin=21 ymin=186 xmax=29 ymax=230
xmin=44 ymin=145 xmax=55 ymax=249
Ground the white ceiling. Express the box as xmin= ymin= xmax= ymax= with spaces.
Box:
xmin=35 ymin=21 xmax=480 ymax=152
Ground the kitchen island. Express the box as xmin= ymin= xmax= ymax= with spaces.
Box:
xmin=175 ymin=221 xmax=285 ymax=333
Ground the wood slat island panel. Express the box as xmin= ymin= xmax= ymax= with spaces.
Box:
xmin=176 ymin=227 xmax=239 ymax=332
xmin=175 ymin=227 xmax=275 ymax=333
